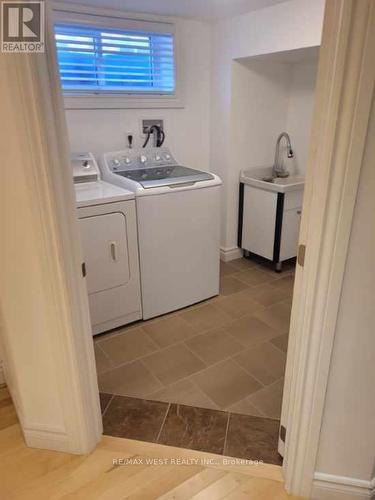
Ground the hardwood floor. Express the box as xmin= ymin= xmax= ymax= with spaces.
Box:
xmin=0 ymin=386 xmax=300 ymax=499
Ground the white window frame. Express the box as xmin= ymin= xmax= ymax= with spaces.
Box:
xmin=52 ymin=3 xmax=184 ymax=109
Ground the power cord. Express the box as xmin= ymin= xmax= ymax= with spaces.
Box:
xmin=143 ymin=125 xmax=165 ymax=148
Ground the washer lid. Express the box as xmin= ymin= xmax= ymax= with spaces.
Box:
xmin=114 ymin=165 xmax=214 ymax=188
xmin=74 ymin=180 xmax=135 ymax=207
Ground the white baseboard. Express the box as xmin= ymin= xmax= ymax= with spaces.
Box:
xmin=23 ymin=424 xmax=72 ymax=453
xmin=312 ymin=472 xmax=375 ymax=500
xmin=220 ymin=247 xmax=243 ymax=262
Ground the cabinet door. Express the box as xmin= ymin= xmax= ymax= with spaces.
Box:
xmin=280 ymin=208 xmax=302 ymax=261
xmin=79 ymin=212 xmax=130 ymax=294
xmin=242 ymin=185 xmax=277 ymax=260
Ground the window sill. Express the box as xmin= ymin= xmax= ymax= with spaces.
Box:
xmin=63 ymin=95 xmax=185 ymax=110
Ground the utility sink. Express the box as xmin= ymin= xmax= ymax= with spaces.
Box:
xmin=240 ymin=166 xmax=305 ymax=193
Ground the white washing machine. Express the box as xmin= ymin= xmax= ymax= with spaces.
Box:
xmin=72 ymin=153 xmax=142 ymax=335
xmin=99 ymin=147 xmax=222 ymax=319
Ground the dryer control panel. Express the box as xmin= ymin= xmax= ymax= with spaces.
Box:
xmin=71 ymin=152 xmax=100 ymax=183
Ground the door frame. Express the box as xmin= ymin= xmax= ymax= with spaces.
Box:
xmin=281 ymin=0 xmax=375 ymax=497
xmin=1 ymin=3 xmax=102 ymax=453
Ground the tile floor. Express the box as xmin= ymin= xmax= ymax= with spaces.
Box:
xmin=99 ymin=393 xmax=283 ymax=465
xmin=94 ymin=257 xmax=295 ymax=420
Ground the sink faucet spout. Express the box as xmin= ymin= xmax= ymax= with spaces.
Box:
xmin=273 ymin=132 xmax=294 ymax=178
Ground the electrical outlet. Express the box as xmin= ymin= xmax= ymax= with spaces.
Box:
xmin=142 ymin=119 xmax=164 ymax=134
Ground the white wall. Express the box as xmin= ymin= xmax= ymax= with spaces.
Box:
xmin=228 ymin=59 xmax=291 ymax=250
xmin=225 ymin=56 xmax=317 ymax=252
xmin=210 ymin=0 xmax=325 ymax=252
xmin=231 ymin=60 xmax=292 ymax=172
xmin=65 ymin=18 xmax=211 ymax=172
xmin=232 ymin=56 xmax=318 ymax=178
xmin=286 ymin=63 xmax=318 ymax=175
xmin=312 ymin=96 xmax=375 ymax=499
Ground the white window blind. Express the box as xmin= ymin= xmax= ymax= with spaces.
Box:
xmin=54 ymin=23 xmax=175 ymax=94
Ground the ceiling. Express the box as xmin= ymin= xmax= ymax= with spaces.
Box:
xmin=56 ymin=0 xmax=288 ymax=21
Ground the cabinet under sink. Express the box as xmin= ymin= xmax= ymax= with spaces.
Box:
xmin=238 ymin=168 xmax=304 ymax=271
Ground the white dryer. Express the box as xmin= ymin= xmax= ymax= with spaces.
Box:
xmin=72 ymin=153 xmax=142 ymax=335
xmin=99 ymin=148 xmax=222 ymax=319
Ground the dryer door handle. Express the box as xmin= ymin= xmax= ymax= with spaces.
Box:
xmin=110 ymin=241 xmax=118 ymax=261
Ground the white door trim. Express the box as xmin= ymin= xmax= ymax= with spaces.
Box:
xmin=33 ymin=3 xmax=103 ymax=452
xmin=0 ymin=4 xmax=102 ymax=453
xmin=281 ymin=0 xmax=375 ymax=496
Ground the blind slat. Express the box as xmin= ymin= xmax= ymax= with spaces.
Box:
xmin=59 ymin=70 xmax=172 ymax=78
xmin=58 ymin=62 xmax=174 ymax=70
xmin=56 ymin=47 xmax=173 ymax=57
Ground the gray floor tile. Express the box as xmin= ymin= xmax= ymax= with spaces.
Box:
xmin=224 ymin=315 xmax=280 ymax=347
xmin=147 ymin=378 xmax=219 ymax=410
xmin=249 ymin=378 xmax=285 ymax=419
xmin=220 ymin=275 xmax=249 ymax=296
xmin=253 ymin=302 xmax=291 ymax=333
xmin=141 ymin=343 xmax=206 ymax=386
xmin=103 ymin=395 xmax=168 ymax=442
xmin=185 ymin=328 xmax=244 ymax=365
xmin=98 ymin=360 xmax=162 ymax=397
xmin=142 ymin=315 xmax=199 ymax=348
xmin=99 ymin=327 xmax=158 ymax=366
xmin=271 ymin=333 xmax=289 ymax=353
xmin=225 ymin=413 xmax=282 ymax=465
xmin=158 ymin=404 xmax=228 ymax=455
xmin=234 ymin=342 xmax=286 ymax=385
xmin=192 ymin=359 xmax=262 ymax=409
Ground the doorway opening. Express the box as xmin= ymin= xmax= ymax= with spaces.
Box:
xmin=67 ymin=46 xmax=320 ymax=466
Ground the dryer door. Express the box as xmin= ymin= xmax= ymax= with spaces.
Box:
xmin=79 ymin=212 xmax=130 ymax=294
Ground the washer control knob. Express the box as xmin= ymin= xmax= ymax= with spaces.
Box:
xmin=155 ymin=155 xmax=161 ymax=161
xmin=124 ymin=157 xmax=131 ymax=164
xmin=82 ymin=160 xmax=90 ymax=168
xmin=165 ymin=154 xmax=171 ymax=160
xmin=113 ymin=158 xmax=120 ymax=166
xmin=140 ymin=155 xmax=147 ymax=164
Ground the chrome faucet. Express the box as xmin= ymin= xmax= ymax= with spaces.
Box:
xmin=273 ymin=132 xmax=294 ymax=178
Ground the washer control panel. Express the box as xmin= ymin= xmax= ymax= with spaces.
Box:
xmin=104 ymin=147 xmax=177 ymax=172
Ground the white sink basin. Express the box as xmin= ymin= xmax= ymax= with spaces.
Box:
xmin=240 ymin=166 xmax=305 ymax=193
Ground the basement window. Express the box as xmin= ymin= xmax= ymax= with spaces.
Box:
xmin=53 ymin=11 xmax=181 ymax=109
